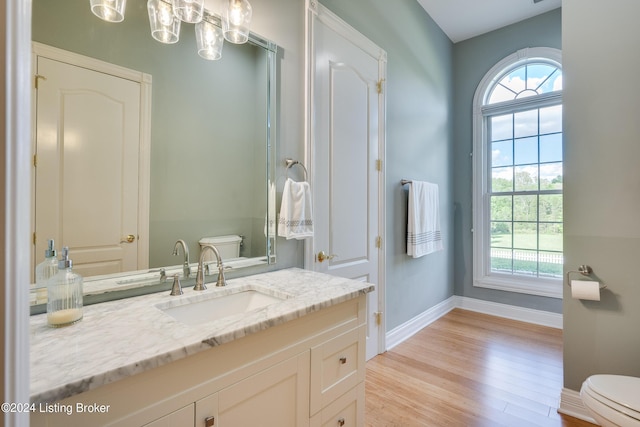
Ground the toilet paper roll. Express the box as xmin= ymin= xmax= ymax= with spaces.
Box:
xmin=571 ymin=280 xmax=601 ymax=301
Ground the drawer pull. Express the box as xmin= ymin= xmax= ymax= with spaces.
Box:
xmin=204 ymin=416 xmax=215 ymax=427
xmin=338 ymin=418 xmax=345 ymax=426
xmin=339 ymin=356 xmax=347 ymax=364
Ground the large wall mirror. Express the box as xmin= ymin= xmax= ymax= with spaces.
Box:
xmin=30 ymin=0 xmax=278 ymax=305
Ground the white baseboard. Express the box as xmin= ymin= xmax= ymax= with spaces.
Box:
xmin=385 ymin=296 xmax=562 ymax=350
xmin=453 ymin=296 xmax=563 ymax=329
xmin=386 ymin=297 xmax=456 ymax=350
xmin=559 ymin=388 xmax=598 ymax=424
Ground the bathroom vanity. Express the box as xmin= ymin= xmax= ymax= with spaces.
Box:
xmin=30 ymin=268 xmax=373 ymax=426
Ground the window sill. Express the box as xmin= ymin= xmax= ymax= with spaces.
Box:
xmin=474 ymin=274 xmax=563 ymax=299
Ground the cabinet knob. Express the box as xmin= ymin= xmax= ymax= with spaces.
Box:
xmin=338 ymin=418 xmax=345 ymax=426
xmin=204 ymin=416 xmax=215 ymax=427
xmin=339 ymin=356 xmax=347 ymax=364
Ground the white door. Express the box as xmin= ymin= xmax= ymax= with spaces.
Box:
xmin=309 ymin=5 xmax=386 ymax=360
xmin=33 ymin=51 xmax=148 ymax=278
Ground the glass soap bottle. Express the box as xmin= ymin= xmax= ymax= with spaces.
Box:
xmin=35 ymin=239 xmax=58 ymax=304
xmin=47 ymin=247 xmax=83 ymax=328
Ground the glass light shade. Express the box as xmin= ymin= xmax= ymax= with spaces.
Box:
xmin=148 ymin=0 xmax=181 ymax=44
xmin=172 ymin=0 xmax=204 ymax=24
xmin=222 ymin=0 xmax=252 ymax=44
xmin=196 ymin=19 xmax=224 ymax=60
xmin=90 ymin=0 xmax=127 ymax=23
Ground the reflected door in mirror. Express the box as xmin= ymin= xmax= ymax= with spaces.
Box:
xmin=34 ymin=55 xmax=149 ymax=278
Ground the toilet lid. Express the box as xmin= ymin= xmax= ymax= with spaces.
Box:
xmin=586 ymin=375 xmax=640 ymax=417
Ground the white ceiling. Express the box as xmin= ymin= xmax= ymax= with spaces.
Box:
xmin=416 ymin=0 xmax=561 ymax=43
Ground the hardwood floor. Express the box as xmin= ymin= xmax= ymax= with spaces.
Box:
xmin=365 ymin=309 xmax=595 ymax=427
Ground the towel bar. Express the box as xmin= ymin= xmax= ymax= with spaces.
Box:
xmin=401 ymin=179 xmax=412 ymax=185
xmin=285 ymin=158 xmax=308 ymax=181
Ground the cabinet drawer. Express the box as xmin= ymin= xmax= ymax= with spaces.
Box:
xmin=310 ymin=326 xmax=365 ymax=415
xmin=310 ymin=382 xmax=365 ymax=427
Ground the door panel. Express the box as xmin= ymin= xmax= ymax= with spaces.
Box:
xmin=312 ymin=9 xmax=385 ymax=360
xmin=35 ymin=56 xmax=143 ymax=277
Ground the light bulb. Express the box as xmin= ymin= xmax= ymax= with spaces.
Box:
xmin=222 ymin=0 xmax=252 ymax=44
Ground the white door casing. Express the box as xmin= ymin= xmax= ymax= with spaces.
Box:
xmin=32 ymin=43 xmax=151 ymax=278
xmin=306 ymin=2 xmax=387 ymax=360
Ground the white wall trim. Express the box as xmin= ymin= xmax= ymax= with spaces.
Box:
xmin=3 ymin=0 xmax=32 ymax=425
xmin=386 ymin=297 xmax=457 ymax=350
xmin=386 ymin=296 xmax=562 ymax=351
xmin=454 ymin=296 xmax=563 ymax=329
xmin=558 ymin=388 xmax=597 ymax=424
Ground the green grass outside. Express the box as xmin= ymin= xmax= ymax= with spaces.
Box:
xmin=491 ymin=257 xmax=563 ymax=277
xmin=491 ymin=233 xmax=562 ymax=252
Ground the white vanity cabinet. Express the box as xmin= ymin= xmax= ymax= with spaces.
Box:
xmin=30 ymin=294 xmax=367 ymax=427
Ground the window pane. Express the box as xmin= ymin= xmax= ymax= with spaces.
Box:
xmin=491 ymin=114 xmax=513 ymax=141
xmin=492 ymin=166 xmax=513 ymax=192
xmin=513 ymin=195 xmax=538 ymax=221
xmin=491 ymin=222 xmax=512 ymax=248
xmin=491 ymin=196 xmax=512 ymax=221
xmin=513 ymin=250 xmax=538 ymax=276
xmin=492 ymin=140 xmax=513 ymax=167
xmin=527 ymin=64 xmax=558 ymax=92
xmin=540 ymin=162 xmax=562 ymax=190
xmin=488 ymin=85 xmax=516 ymax=104
xmin=514 ymin=165 xmax=538 ymax=191
xmin=539 ymin=70 xmax=563 ymax=94
xmin=500 ymin=66 xmax=526 ymax=94
xmin=539 ymin=194 xmax=563 ymax=222
xmin=514 ymin=110 xmax=538 ymax=138
xmin=513 ymin=223 xmax=538 ymax=250
xmin=490 ymin=248 xmax=512 ymax=273
xmin=514 ymin=136 xmax=538 ymax=165
xmin=540 ymin=133 xmax=562 ymax=163
xmin=539 ymin=223 xmax=563 ymax=252
xmin=540 ymin=105 xmax=562 ymax=134
xmin=539 ymin=251 xmax=563 ymax=277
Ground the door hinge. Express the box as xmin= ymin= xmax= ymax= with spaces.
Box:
xmin=33 ymin=154 xmax=38 ymax=167
xmin=375 ymin=159 xmax=382 ymax=171
xmin=376 ymin=78 xmax=385 ymax=94
xmin=375 ymin=312 xmax=382 ymax=326
xmin=34 ymin=74 xmax=47 ymax=89
xmin=375 ymin=236 xmax=382 ymax=249
xmin=33 ymin=232 xmax=37 ymax=245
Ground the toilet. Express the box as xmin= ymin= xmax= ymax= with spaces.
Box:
xmin=581 ymin=375 xmax=640 ymax=427
xmin=199 ymin=235 xmax=243 ymax=262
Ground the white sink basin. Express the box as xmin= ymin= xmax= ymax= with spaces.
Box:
xmin=158 ymin=290 xmax=286 ymax=325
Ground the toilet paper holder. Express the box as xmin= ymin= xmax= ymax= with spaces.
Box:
xmin=566 ymin=265 xmax=607 ymax=289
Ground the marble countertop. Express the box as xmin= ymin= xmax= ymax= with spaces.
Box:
xmin=30 ymin=268 xmax=374 ymax=404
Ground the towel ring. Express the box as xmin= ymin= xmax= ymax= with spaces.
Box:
xmin=285 ymin=158 xmax=308 ymax=181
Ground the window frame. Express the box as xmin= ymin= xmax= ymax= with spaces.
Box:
xmin=472 ymin=47 xmax=563 ymax=299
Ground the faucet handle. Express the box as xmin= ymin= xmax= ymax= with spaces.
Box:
xmin=215 ymin=265 xmax=227 ymax=287
xmin=169 ymin=274 xmax=183 ymax=296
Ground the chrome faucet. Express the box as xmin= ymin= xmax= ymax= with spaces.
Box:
xmin=172 ymin=239 xmax=191 ymax=279
xmin=195 ymin=245 xmax=226 ymax=291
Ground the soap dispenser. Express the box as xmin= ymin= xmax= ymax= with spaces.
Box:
xmin=35 ymin=239 xmax=58 ymax=303
xmin=47 ymin=247 xmax=83 ymax=327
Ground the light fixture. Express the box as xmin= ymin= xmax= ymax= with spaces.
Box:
xmin=172 ymin=0 xmax=204 ymax=24
xmin=196 ymin=16 xmax=224 ymax=60
xmin=222 ymin=0 xmax=252 ymax=44
xmin=90 ymin=0 xmax=127 ymax=23
xmin=147 ymin=0 xmax=181 ymax=44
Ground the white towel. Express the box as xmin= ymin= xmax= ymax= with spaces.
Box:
xmin=278 ymin=178 xmax=314 ymax=240
xmin=407 ymin=181 xmax=443 ymax=258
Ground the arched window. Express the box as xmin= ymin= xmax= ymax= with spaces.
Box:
xmin=472 ymin=47 xmax=563 ymax=298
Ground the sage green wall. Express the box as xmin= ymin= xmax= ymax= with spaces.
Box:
xmin=319 ymin=0 xmax=455 ymax=330
xmin=452 ymin=9 xmax=563 ymax=313
xmin=562 ymin=0 xmax=640 ymax=391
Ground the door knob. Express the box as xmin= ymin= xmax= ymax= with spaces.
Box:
xmin=121 ymin=234 xmax=136 ymax=243
xmin=317 ymin=251 xmax=337 ymax=263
